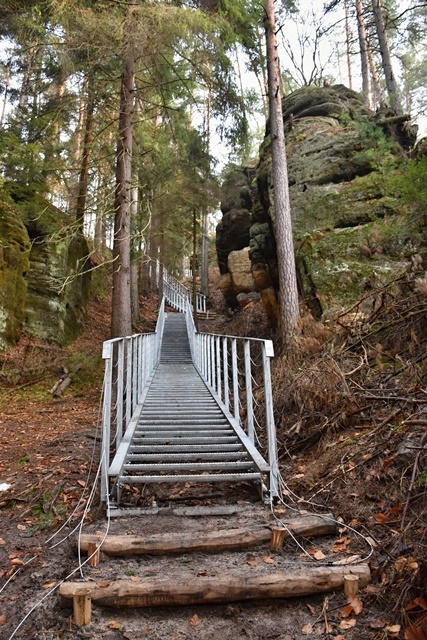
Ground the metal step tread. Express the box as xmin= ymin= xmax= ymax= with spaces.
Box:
xmin=123 ymin=461 xmax=256 ymax=472
xmin=117 ymin=472 xmax=262 ymax=483
xmin=129 ymin=444 xmax=244 ymax=452
xmin=126 ymin=452 xmax=249 ymax=462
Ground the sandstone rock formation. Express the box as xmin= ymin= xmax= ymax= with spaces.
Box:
xmin=216 ymin=84 xmax=420 ymax=322
xmin=0 ymin=189 xmax=91 ymax=350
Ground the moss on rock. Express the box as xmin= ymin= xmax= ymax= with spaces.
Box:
xmin=0 ymin=194 xmax=31 ymax=349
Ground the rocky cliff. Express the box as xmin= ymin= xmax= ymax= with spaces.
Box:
xmin=0 ymin=189 xmax=91 ymax=350
xmin=216 ymin=84 xmax=421 ymax=323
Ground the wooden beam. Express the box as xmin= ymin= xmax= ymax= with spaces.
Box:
xmin=76 ymin=514 xmax=336 ymax=557
xmin=60 ymin=564 xmax=370 ymax=609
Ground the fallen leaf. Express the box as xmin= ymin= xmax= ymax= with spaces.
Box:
xmin=395 ymin=557 xmax=407 ymax=572
xmin=369 ymin=618 xmax=388 ymax=629
xmin=0 ymin=614 xmax=6 ymax=626
xmin=307 ymin=604 xmax=317 ymax=615
xmin=190 ymin=614 xmax=201 ymax=626
xmin=0 ymin=538 xmax=6 ymax=546
xmin=406 ymin=597 xmax=427 ymax=611
xmin=263 ymin=556 xmax=275 ymax=564
xmin=97 ymin=580 xmax=110 ymax=587
xmin=10 ymin=558 xmax=24 ymax=566
xmin=339 ymin=619 xmax=357 ymax=630
xmin=375 ymin=513 xmax=388 ymax=523
xmin=43 ymin=581 xmax=56 ymax=589
xmin=246 ymin=558 xmax=258 ymax=567
xmin=405 ymin=624 xmax=427 ymax=640
xmin=302 ymin=622 xmax=313 ymax=634
xmin=346 ymin=596 xmax=363 ymax=615
xmin=341 ymin=605 xmax=354 ymax=618
xmin=108 ymin=621 xmax=121 ymax=630
xmin=77 ymin=480 xmax=86 ymax=487
xmin=17 ymin=524 xmax=26 ymax=531
xmin=332 ymin=636 xmax=345 ymax=640
xmin=312 ymin=549 xmax=326 ymax=560
xmin=386 ymin=624 xmax=400 ymax=637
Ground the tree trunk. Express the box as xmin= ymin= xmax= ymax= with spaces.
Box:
xmin=0 ymin=59 xmax=11 ymax=126
xmin=355 ymin=0 xmax=370 ymax=106
xmin=367 ymin=39 xmax=383 ymax=108
xmin=264 ymin=0 xmax=299 ymax=348
xmin=200 ymin=80 xmax=211 ymax=298
xmin=77 ymin=515 xmax=337 ymax=556
xmin=192 ymin=208 xmax=199 ymax=331
xmin=344 ymin=0 xmax=353 ymax=90
xmin=75 ymin=77 xmax=95 ymax=231
xmin=60 ymin=565 xmax=370 ymax=609
xmin=18 ymin=42 xmax=38 ymax=121
xmin=111 ymin=1 xmax=136 ymax=339
xmin=371 ymin=0 xmax=403 ymax=113
xmin=130 ymin=175 xmax=141 ymax=326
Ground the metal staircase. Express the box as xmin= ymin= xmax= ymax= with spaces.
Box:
xmin=108 ymin=315 xmax=262 ymax=504
xmin=101 ymin=274 xmax=280 ymax=509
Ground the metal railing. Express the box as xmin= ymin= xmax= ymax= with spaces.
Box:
xmin=185 ymin=300 xmax=280 ymax=499
xmin=100 ymin=298 xmax=166 ymax=501
xmin=163 ymin=267 xmax=206 ymax=314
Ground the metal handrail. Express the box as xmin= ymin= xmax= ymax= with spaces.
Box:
xmin=162 ymin=265 xmax=206 ymax=314
xmin=184 ymin=299 xmax=280 ymax=499
xmin=100 ymin=298 xmax=166 ymax=501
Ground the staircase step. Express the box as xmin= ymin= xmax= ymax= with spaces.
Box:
xmin=129 ymin=444 xmax=244 ymax=453
xmin=123 ymin=461 xmax=256 ymax=472
xmin=117 ymin=472 xmax=261 ymax=483
xmin=126 ymin=452 xmax=249 ymax=462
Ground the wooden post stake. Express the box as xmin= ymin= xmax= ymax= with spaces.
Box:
xmin=73 ymin=588 xmax=91 ymax=627
xmin=344 ymin=574 xmax=359 ymax=598
xmin=270 ymin=526 xmax=287 ymax=552
xmin=87 ymin=541 xmax=100 ymax=567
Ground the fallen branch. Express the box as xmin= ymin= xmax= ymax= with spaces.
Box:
xmin=59 ymin=564 xmax=371 ymax=608
xmin=50 ymin=366 xmax=81 ymax=397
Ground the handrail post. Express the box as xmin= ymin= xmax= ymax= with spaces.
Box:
xmin=262 ymin=340 xmax=280 ymax=499
xmin=116 ymin=340 xmax=124 ymax=448
xmin=126 ymin=338 xmax=132 ymax=426
xmin=231 ymin=338 xmax=239 ymax=423
xmin=101 ymin=341 xmax=113 ymax=502
xmin=210 ymin=335 xmax=216 ymax=391
xmin=244 ymin=340 xmax=254 ymax=443
xmin=132 ymin=337 xmax=137 ymax=414
xmin=216 ymin=335 xmax=221 ymax=400
xmin=222 ymin=337 xmax=229 ymax=412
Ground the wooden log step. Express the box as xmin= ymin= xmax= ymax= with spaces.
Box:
xmin=76 ymin=514 xmax=337 ymax=557
xmin=59 ymin=564 xmax=370 ymax=609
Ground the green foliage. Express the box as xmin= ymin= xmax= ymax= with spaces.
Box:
xmin=418 ymin=467 xmax=427 ymax=487
xmin=63 ymin=350 xmax=103 ymax=388
xmin=395 ymin=157 xmax=427 ymax=219
xmin=31 ymin=490 xmax=67 ymax=530
xmin=18 ymin=453 xmax=29 ymax=466
xmin=353 ymin=120 xmax=399 ymax=173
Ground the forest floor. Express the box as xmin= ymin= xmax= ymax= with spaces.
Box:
xmin=0 ymin=275 xmax=426 ymax=640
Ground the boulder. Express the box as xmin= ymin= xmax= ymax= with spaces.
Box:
xmin=228 ymin=248 xmax=255 ymax=294
xmin=216 ymin=208 xmax=251 ymax=274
